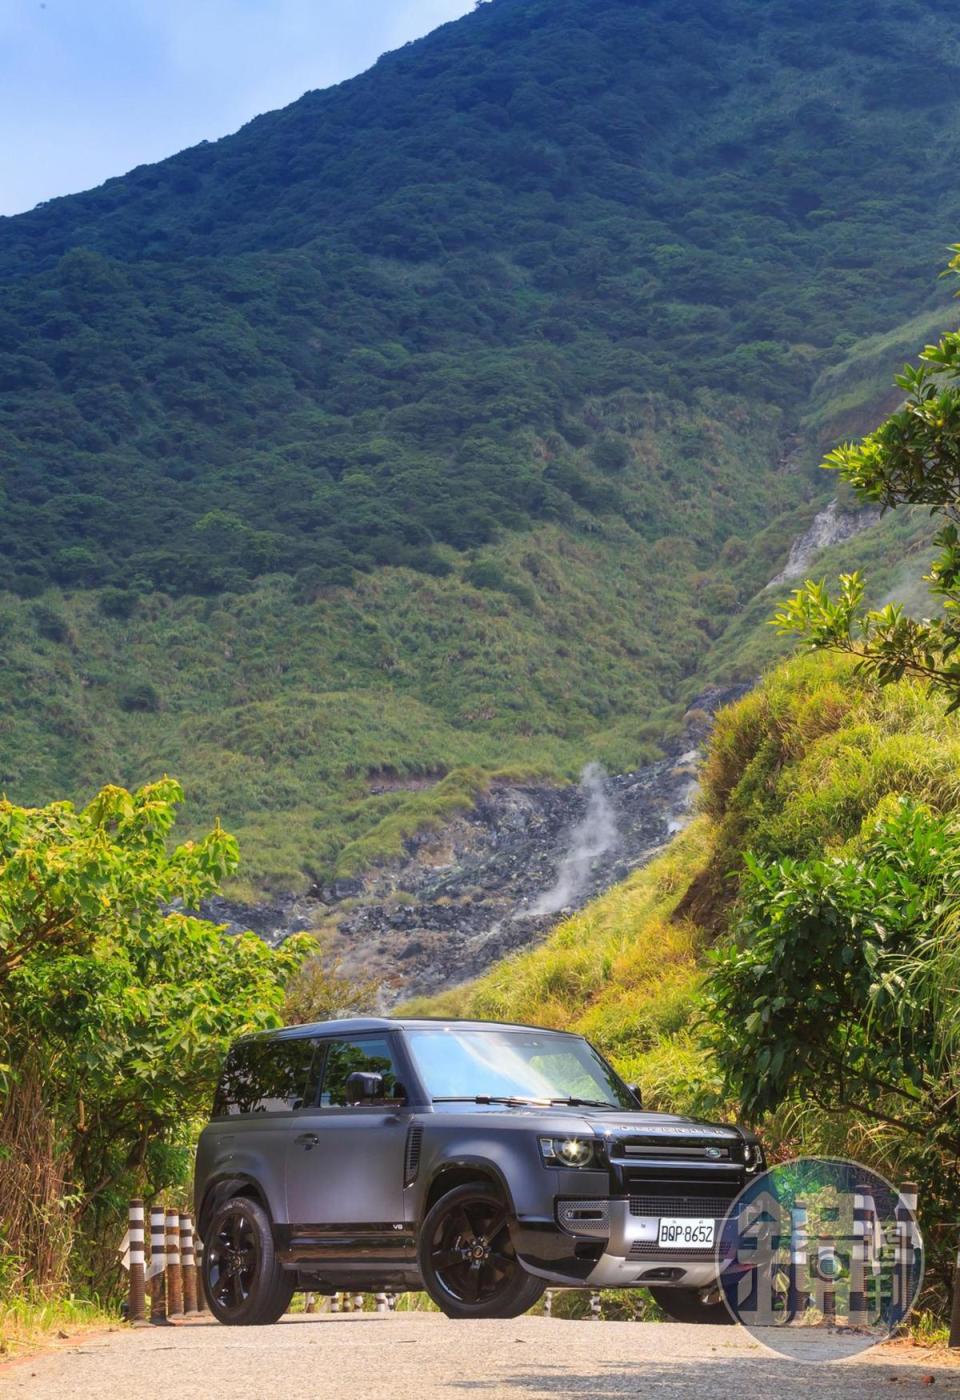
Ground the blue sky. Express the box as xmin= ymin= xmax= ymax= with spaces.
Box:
xmin=0 ymin=0 xmax=475 ymax=217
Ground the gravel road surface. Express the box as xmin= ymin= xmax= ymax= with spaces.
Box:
xmin=3 ymin=1313 xmax=958 ymax=1399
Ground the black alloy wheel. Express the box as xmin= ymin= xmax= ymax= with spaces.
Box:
xmin=202 ymin=1195 xmax=295 ymax=1325
xmin=418 ymin=1182 xmax=546 ymax=1319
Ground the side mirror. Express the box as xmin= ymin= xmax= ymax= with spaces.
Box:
xmin=345 ymin=1070 xmax=384 ymax=1105
xmin=628 ymin=1083 xmax=642 ymax=1109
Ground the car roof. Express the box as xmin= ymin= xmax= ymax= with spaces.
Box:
xmin=237 ymin=1016 xmax=583 ymax=1043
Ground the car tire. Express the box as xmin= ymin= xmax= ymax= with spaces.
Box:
xmin=648 ymin=1285 xmax=734 ymax=1325
xmin=418 ymin=1182 xmax=546 ymax=1320
xmin=201 ymin=1194 xmax=296 ymax=1326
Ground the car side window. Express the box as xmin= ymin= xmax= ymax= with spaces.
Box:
xmin=214 ymin=1037 xmax=319 ymax=1115
xmin=318 ymin=1036 xmax=404 ymax=1107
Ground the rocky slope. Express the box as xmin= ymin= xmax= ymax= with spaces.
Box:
xmin=203 ymin=685 xmax=746 ymax=1001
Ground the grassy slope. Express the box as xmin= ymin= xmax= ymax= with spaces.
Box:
xmin=404 ymin=651 xmax=960 ymax=1167
xmin=1 ymin=393 xmax=806 ymax=889
xmin=0 ymin=354 xmax=948 ymax=892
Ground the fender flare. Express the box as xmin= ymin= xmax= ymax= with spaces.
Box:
xmin=196 ymin=1172 xmax=271 ymax=1241
xmin=422 ymin=1154 xmax=519 ymax=1222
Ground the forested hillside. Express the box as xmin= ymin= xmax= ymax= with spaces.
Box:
xmin=408 ymin=652 xmax=960 ymax=1292
xmin=4 ymin=0 xmax=960 ymax=887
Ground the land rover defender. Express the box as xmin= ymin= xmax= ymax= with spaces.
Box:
xmin=194 ymin=1018 xmax=764 ymax=1324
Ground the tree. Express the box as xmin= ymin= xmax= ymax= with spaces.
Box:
xmin=703 ymin=797 xmax=960 ymax=1160
xmin=0 ymin=778 xmax=311 ymax=1288
xmin=774 ymin=245 xmax=960 ymax=706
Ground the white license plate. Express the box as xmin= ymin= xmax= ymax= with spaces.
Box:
xmin=657 ymin=1217 xmax=715 ymax=1249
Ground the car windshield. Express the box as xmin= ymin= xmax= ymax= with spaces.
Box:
xmin=405 ymin=1027 xmax=636 ymax=1109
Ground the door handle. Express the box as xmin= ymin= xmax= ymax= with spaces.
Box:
xmin=295 ymin=1132 xmax=319 ymax=1149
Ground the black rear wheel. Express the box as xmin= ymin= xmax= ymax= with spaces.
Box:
xmin=202 ymin=1195 xmax=295 ymax=1326
xmin=418 ymin=1183 xmax=545 ymax=1319
xmin=649 ymin=1285 xmax=734 ymax=1325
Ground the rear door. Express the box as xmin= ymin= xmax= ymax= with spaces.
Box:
xmin=284 ymin=1033 xmax=411 ymax=1239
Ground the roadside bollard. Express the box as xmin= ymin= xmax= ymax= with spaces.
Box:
xmin=544 ymin=1289 xmax=553 ymax=1318
xmin=150 ymin=1205 xmax=169 ymax=1325
xmin=896 ymin=1182 xmax=919 ymax=1328
xmin=305 ymin=1292 xmax=317 ymax=1314
xmin=949 ymin=1236 xmax=960 ymax=1348
xmin=180 ymin=1214 xmax=199 ymax=1316
xmin=194 ymin=1234 xmax=210 ymax=1314
xmin=353 ymin=1293 xmax=364 ymax=1313
xmin=849 ymin=1186 xmax=874 ymax=1325
xmin=590 ymin=1291 xmax=601 ymax=1320
xmin=386 ymin=1293 xmax=397 ymax=1312
xmin=127 ymin=1198 xmax=147 ymax=1325
xmin=817 ymin=1237 xmax=837 ymax=1323
xmin=165 ymin=1208 xmax=184 ymax=1318
xmin=787 ymin=1202 xmax=808 ymax=1319
xmin=331 ymin=1293 xmax=341 ymax=1313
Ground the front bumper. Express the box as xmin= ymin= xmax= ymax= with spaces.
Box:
xmin=513 ymin=1197 xmax=739 ymax=1290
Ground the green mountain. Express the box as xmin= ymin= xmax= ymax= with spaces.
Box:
xmin=3 ymin=0 xmax=960 ymax=888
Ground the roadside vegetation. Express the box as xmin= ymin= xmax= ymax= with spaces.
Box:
xmin=0 ymin=1293 xmax=116 ymax=1362
xmin=0 ymin=781 xmax=311 ymax=1301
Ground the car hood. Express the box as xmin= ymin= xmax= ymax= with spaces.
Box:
xmin=427 ymin=1103 xmax=747 ymax=1139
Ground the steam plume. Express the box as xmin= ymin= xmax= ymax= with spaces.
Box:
xmin=525 ymin=762 xmax=619 ymax=918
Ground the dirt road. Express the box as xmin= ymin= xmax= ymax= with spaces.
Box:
xmin=2 ymin=1312 xmax=958 ymax=1399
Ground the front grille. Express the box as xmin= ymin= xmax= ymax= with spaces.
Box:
xmin=618 ymin=1135 xmax=740 ymax=1163
xmin=404 ymin=1125 xmax=423 ymax=1186
xmin=629 ymin=1195 xmax=739 ymax=1219
xmin=557 ymin=1199 xmax=610 ymax=1238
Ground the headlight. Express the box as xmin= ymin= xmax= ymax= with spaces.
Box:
xmin=539 ymin=1135 xmax=599 ymax=1168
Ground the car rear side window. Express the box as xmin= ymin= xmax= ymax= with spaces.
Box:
xmin=318 ymin=1036 xmax=404 ymax=1107
xmin=214 ymin=1037 xmax=319 ymax=1115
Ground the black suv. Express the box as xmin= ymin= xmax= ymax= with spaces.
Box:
xmin=194 ymin=1017 xmax=764 ymax=1325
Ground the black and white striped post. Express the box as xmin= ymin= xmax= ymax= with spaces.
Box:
xmin=589 ymin=1291 xmax=601 ymax=1320
xmin=180 ymin=1214 xmax=199 ymax=1316
xmin=165 ymin=1207 xmax=184 ymax=1319
xmin=127 ymin=1199 xmax=147 ymax=1325
xmin=949 ymin=1232 xmax=960 ymax=1349
xmin=849 ymin=1186 xmax=873 ymax=1325
xmin=194 ymin=1233 xmax=210 ymax=1315
xmin=895 ymin=1182 xmax=919 ymax=1329
xmin=817 ymin=1236 xmax=837 ymax=1323
xmin=149 ymin=1205 xmax=168 ymax=1324
xmin=787 ymin=1201 xmax=808 ymax=1319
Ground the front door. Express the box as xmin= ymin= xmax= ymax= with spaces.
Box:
xmin=284 ymin=1033 xmax=411 ymax=1254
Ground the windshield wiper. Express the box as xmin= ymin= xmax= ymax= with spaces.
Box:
xmin=432 ymin=1095 xmax=551 ymax=1107
xmin=549 ymin=1097 xmax=619 ymax=1109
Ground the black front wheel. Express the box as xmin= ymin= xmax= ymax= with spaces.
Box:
xmin=649 ymin=1285 xmax=734 ymax=1325
xmin=202 ymin=1195 xmax=295 ymax=1326
xmin=418 ymin=1183 xmax=546 ymax=1319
